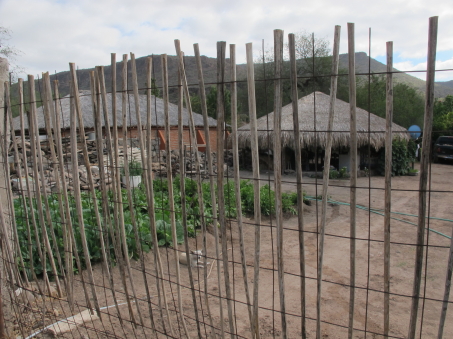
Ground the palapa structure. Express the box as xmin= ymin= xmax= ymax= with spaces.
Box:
xmin=13 ymin=91 xmax=219 ymax=151
xmin=237 ymin=91 xmax=408 ymax=150
xmin=236 ymin=92 xmax=409 ymax=171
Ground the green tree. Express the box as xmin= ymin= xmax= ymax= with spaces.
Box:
xmin=190 ymin=94 xmax=202 ymax=114
xmin=147 ymin=77 xmax=160 ymax=98
xmin=1 ymin=26 xmax=25 ymax=82
xmin=356 ymin=75 xmax=386 ymax=116
xmin=433 ymin=95 xmax=453 ymax=140
xmin=434 ymin=95 xmax=453 ymax=116
xmin=393 ymin=83 xmax=425 ymax=128
xmin=251 ymin=31 xmax=348 ymax=118
xmin=190 ymin=86 xmax=233 ymax=123
xmin=356 ymin=75 xmax=424 ymax=128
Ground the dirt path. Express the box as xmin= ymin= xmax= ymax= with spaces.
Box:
xmin=40 ymin=162 xmax=452 ymax=338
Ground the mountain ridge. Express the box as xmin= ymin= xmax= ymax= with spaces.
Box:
xmin=339 ymin=52 xmax=453 ymax=98
xmin=12 ymin=52 xmax=453 ymax=104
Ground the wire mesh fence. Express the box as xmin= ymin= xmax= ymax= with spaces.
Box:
xmin=0 ymin=16 xmax=453 ymax=339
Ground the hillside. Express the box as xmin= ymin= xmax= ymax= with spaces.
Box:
xmin=339 ymin=52 xmax=453 ymax=98
xmin=437 ymin=80 xmax=453 ymax=90
xmin=17 ymin=55 xmax=246 ymax=101
xmin=11 ymin=52 xmax=452 ymax=108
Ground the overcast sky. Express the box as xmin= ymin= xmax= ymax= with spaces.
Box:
xmin=1 ymin=0 xmax=452 ymax=82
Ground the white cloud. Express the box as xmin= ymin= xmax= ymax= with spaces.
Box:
xmin=394 ymin=58 xmax=453 ymax=81
xmin=1 ymin=0 xmax=452 ymax=81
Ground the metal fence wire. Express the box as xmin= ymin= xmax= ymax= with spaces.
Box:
xmin=1 ymin=16 xmax=453 ymax=339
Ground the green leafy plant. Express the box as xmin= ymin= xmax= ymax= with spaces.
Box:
xmin=282 ymin=193 xmax=297 ymax=215
xmin=224 ymin=181 xmax=237 ymax=218
xmin=339 ymin=166 xmax=348 ymax=178
xmin=407 ymin=139 xmax=417 ymax=163
xmin=329 ymin=169 xmax=339 ymax=179
xmin=15 ymin=175 xmax=306 ymax=278
xmin=408 ymin=168 xmax=419 ymax=176
xmin=121 ymin=161 xmax=143 ymax=177
xmin=329 ymin=166 xmax=348 ymax=179
xmin=240 ymin=180 xmax=255 ymax=214
xmin=240 ymin=180 xmax=305 ymax=216
xmin=364 ymin=167 xmax=369 ymax=177
xmin=377 ymin=138 xmax=412 ymax=176
xmin=260 ymin=185 xmax=276 ymax=216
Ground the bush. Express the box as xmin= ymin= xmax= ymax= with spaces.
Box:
xmin=329 ymin=166 xmax=348 ymax=179
xmin=240 ymin=180 xmax=305 ymax=216
xmin=223 ymin=181 xmax=237 ymax=218
xmin=339 ymin=166 xmax=348 ymax=178
xmin=260 ymin=185 xmax=275 ymax=216
xmin=376 ymin=138 xmax=412 ymax=176
xmin=407 ymin=139 xmax=417 ymax=162
xmin=329 ymin=169 xmax=339 ymax=179
xmin=240 ymin=180 xmax=255 ymax=214
xmin=282 ymin=193 xmax=297 ymax=215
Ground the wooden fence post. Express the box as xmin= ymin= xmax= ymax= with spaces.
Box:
xmin=0 ymin=56 xmax=10 ymax=339
xmin=408 ymin=16 xmax=438 ymax=339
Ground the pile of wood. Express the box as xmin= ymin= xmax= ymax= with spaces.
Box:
xmin=151 ymin=149 xmax=233 ymax=179
xmin=8 ymin=135 xmax=232 ymax=194
xmin=60 ymin=137 xmax=146 ymax=168
xmin=8 ymin=137 xmax=113 ymax=194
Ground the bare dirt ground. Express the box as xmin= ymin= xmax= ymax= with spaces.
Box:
xmin=30 ymin=162 xmax=453 ymax=338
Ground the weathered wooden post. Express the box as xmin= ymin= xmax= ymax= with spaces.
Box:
xmin=0 ymin=57 xmax=11 ymax=338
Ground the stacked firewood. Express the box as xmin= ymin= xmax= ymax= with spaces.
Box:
xmin=9 ymin=137 xmax=114 ymax=193
xmin=151 ymin=149 xmax=233 ymax=179
xmin=8 ymin=136 xmax=232 ymax=194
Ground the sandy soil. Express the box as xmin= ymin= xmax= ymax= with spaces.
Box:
xmin=29 ymin=162 xmax=453 ymax=338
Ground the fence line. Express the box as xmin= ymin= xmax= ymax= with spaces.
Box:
xmin=1 ymin=16 xmax=453 ymax=339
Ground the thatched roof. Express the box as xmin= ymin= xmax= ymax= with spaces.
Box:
xmin=13 ymin=91 xmax=217 ymax=131
xmin=236 ymin=92 xmax=409 ymax=150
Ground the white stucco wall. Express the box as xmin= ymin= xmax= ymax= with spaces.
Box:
xmin=339 ymin=150 xmax=360 ymax=172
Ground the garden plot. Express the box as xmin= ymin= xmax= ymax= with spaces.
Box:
xmin=13 ymin=164 xmax=453 ymax=338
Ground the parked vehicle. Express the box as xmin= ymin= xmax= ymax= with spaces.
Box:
xmin=433 ymin=136 xmax=453 ymax=163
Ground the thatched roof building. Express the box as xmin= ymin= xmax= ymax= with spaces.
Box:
xmin=13 ymin=91 xmax=220 ymax=151
xmin=237 ymin=92 xmax=409 ymax=151
xmin=13 ymin=91 xmax=217 ymax=131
